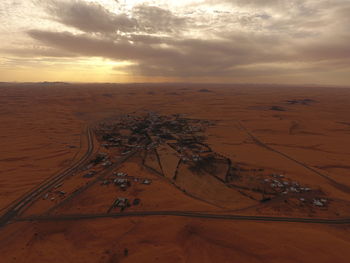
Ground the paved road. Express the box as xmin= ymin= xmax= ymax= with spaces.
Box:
xmin=0 ymin=126 xmax=95 ymax=228
xmin=2 ymin=121 xmax=350 ymax=228
xmin=44 ymin=148 xmax=139 ymax=215
xmin=18 ymin=211 xmax=350 ymax=225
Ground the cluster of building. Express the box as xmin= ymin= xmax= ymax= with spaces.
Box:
xmin=265 ymin=178 xmax=312 ymax=194
xmin=101 ymin=170 xmax=152 ymax=211
xmin=96 ymin=112 xmax=222 ymax=180
xmin=101 ymin=171 xmax=152 ymax=191
xmin=262 ymin=173 xmax=329 ymax=207
xmin=97 ymin=112 xmax=211 ymax=157
xmin=263 ymin=174 xmax=311 ymax=194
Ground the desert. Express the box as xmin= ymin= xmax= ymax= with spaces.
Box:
xmin=1 ymin=0 xmax=350 ymax=261
xmin=1 ymin=83 xmax=350 ymax=262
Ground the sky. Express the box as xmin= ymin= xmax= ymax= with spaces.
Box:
xmin=0 ymin=0 xmax=349 ymax=85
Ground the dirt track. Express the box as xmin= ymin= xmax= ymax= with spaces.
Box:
xmin=2 ymin=84 xmax=350 ymax=263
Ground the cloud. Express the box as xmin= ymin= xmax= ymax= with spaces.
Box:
xmin=43 ymin=1 xmax=187 ymax=34
xmin=45 ymin=0 xmax=137 ymax=33
xmin=27 ymin=30 xmax=180 ymax=61
xmin=0 ymin=46 xmax=76 ymax=58
xmin=132 ymin=4 xmax=187 ymax=33
xmin=208 ymin=0 xmax=284 ymax=7
xmin=3 ymin=0 xmax=350 ymax=84
xmin=26 ymin=29 xmax=294 ymax=77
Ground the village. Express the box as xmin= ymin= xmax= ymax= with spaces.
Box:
xmin=39 ymin=111 xmax=329 ymax=214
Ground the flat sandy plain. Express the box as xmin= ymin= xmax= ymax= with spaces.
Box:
xmin=1 ymin=83 xmax=350 ymax=262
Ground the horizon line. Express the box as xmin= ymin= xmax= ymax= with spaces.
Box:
xmin=0 ymin=81 xmax=349 ymax=89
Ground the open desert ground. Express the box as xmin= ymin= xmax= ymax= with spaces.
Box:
xmin=1 ymin=83 xmax=350 ymax=262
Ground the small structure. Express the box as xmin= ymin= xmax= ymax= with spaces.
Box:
xmin=313 ymin=199 xmax=324 ymax=207
xmin=83 ymin=171 xmax=96 ymax=178
xmin=142 ymin=179 xmax=152 ymax=185
xmin=43 ymin=193 xmax=49 ymax=200
xmin=290 ymin=187 xmax=299 ymax=193
xmin=102 ymin=161 xmax=112 ymax=167
xmin=192 ymin=155 xmax=201 ymax=162
xmin=112 ymin=197 xmax=129 ymax=210
xmin=114 ymin=178 xmax=130 ymax=190
xmin=115 ymin=172 xmax=127 ymax=177
xmin=114 ymin=178 xmax=128 ymax=184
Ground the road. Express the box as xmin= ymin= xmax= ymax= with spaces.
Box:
xmin=18 ymin=211 xmax=350 ymax=225
xmin=238 ymin=121 xmax=350 ymax=194
xmin=44 ymin=148 xmax=139 ymax=215
xmin=0 ymin=125 xmax=95 ymax=228
xmin=2 ymin=120 xmax=350 ymax=228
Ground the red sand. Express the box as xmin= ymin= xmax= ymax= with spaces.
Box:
xmin=1 ymin=83 xmax=350 ymax=262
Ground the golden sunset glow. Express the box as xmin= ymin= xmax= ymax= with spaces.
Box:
xmin=0 ymin=0 xmax=349 ymax=85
